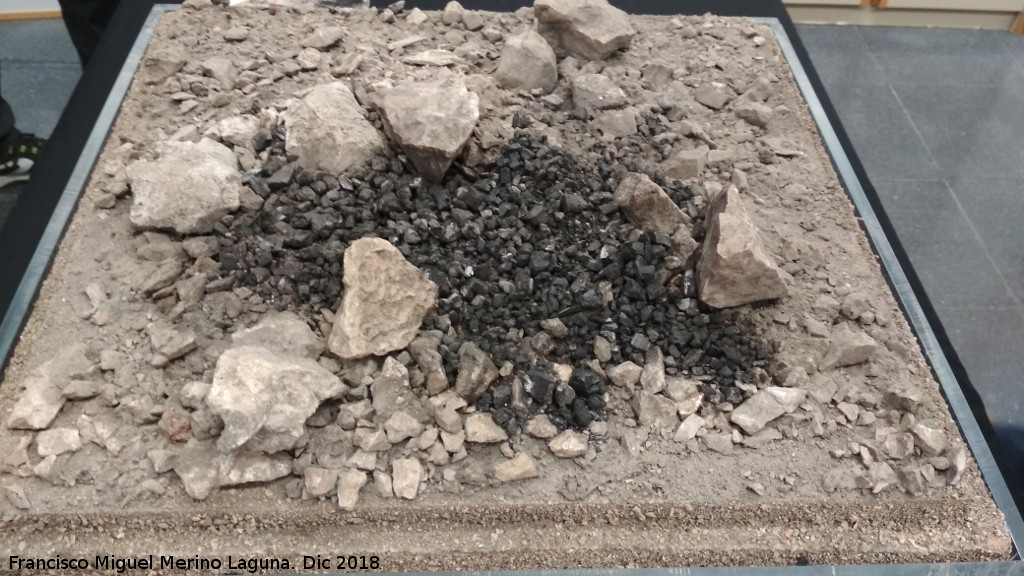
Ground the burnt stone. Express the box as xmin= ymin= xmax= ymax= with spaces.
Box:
xmin=215 ymin=129 xmax=774 ymax=434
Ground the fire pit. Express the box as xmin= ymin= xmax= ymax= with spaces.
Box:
xmin=0 ymin=0 xmax=1013 ymax=570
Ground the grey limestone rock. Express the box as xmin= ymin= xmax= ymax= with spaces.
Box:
xmin=464 ymin=413 xmax=508 ymax=444
xmin=571 ymin=73 xmax=627 ymax=111
xmin=206 ymin=345 xmax=346 ymax=454
xmin=373 ymin=78 xmax=479 ymax=183
xmin=534 ymin=0 xmax=635 ymax=61
xmin=614 ymin=172 xmax=689 ymax=239
xmin=232 ymin=311 xmax=324 ymax=359
xmin=328 ymin=238 xmax=438 ymax=360
xmin=391 ymin=458 xmax=423 ymax=500
xmin=495 ymin=28 xmax=558 ymax=94
xmin=494 ymin=453 xmax=539 ymax=482
xmin=282 ymin=82 xmax=384 ymax=176
xmin=127 ymin=139 xmax=241 ymax=235
xmin=454 ymin=341 xmax=499 ymax=403
xmin=697 ymin=186 xmax=789 ymax=308
xmin=729 ymin=386 xmax=806 ymax=435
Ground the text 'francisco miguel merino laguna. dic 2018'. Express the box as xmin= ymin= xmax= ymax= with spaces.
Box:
xmin=8 ymin=554 xmax=292 ymax=573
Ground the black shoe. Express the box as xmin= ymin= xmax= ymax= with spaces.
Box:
xmin=0 ymin=132 xmax=45 ymax=189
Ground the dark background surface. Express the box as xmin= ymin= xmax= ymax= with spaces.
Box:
xmin=0 ymin=0 xmax=1021 ymax=519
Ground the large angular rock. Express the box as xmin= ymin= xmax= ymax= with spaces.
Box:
xmin=819 ymin=323 xmax=877 ymax=370
xmin=232 ymin=311 xmax=324 ymax=359
xmin=454 ymin=341 xmax=499 ymax=403
xmin=36 ymin=428 xmax=82 ymax=457
xmin=697 ymin=186 xmax=788 ymax=308
xmin=304 ymin=466 xmax=339 ymax=497
xmin=729 ymin=386 xmax=806 ymax=435
xmin=373 ymin=78 xmax=479 ymax=183
xmin=328 ymin=238 xmax=438 ymax=359
xmin=571 ymin=73 xmax=627 ymax=111
xmin=548 ymin=429 xmax=588 ymax=458
xmin=632 ymin=393 xmax=679 ymax=430
xmin=534 ymin=0 xmax=635 ymax=61
xmin=384 ymin=411 xmax=424 ymax=444
xmin=217 ymin=115 xmax=261 ymax=148
xmin=464 ymin=413 xmax=508 ymax=444
xmin=593 ymin=108 xmax=638 ymax=140
xmin=391 ymin=458 xmax=423 ymax=500
xmin=337 ymin=469 xmax=368 ymax=510
xmin=614 ymin=172 xmax=688 ymax=237
xmin=495 ymin=28 xmax=558 ymax=94
xmin=6 ymin=376 xmax=66 ymax=431
xmin=6 ymin=344 xmax=95 ymax=431
xmin=127 ymin=139 xmax=241 ymax=235
xmin=663 ymin=146 xmax=709 ymax=181
xmin=206 ymin=346 xmax=346 ymax=454
xmin=911 ymin=422 xmax=948 ymax=457
xmin=282 ymin=82 xmax=384 ymax=175
xmin=148 ymin=320 xmax=197 ymax=361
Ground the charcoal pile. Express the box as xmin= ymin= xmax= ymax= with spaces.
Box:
xmin=216 ymin=128 xmax=773 ymax=433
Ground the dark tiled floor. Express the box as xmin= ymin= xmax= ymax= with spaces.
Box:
xmin=0 ymin=16 xmax=1022 ymax=485
xmin=798 ymin=25 xmax=1024 ymax=462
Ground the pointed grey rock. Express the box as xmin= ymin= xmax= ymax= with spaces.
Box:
xmin=304 ymin=466 xmax=338 ymax=497
xmin=173 ymin=441 xmax=221 ymax=500
xmin=35 ymin=428 xmax=82 ymax=457
xmin=148 ymin=320 xmax=197 ymax=361
xmin=697 ymin=186 xmax=788 ymax=308
xmin=373 ymin=78 xmax=479 ymax=183
xmin=494 ymin=453 xmax=539 ymax=482
xmin=454 ymin=342 xmax=499 ymax=403
xmin=391 ymin=458 xmax=422 ymax=500
xmin=571 ymin=73 xmax=627 ymax=110
xmin=337 ymin=469 xmax=368 ymax=510
xmin=548 ymin=429 xmax=588 ymax=458
xmin=495 ymin=28 xmax=558 ymax=94
xmin=464 ymin=413 xmax=508 ymax=444
xmin=614 ymin=172 xmax=689 ymax=238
